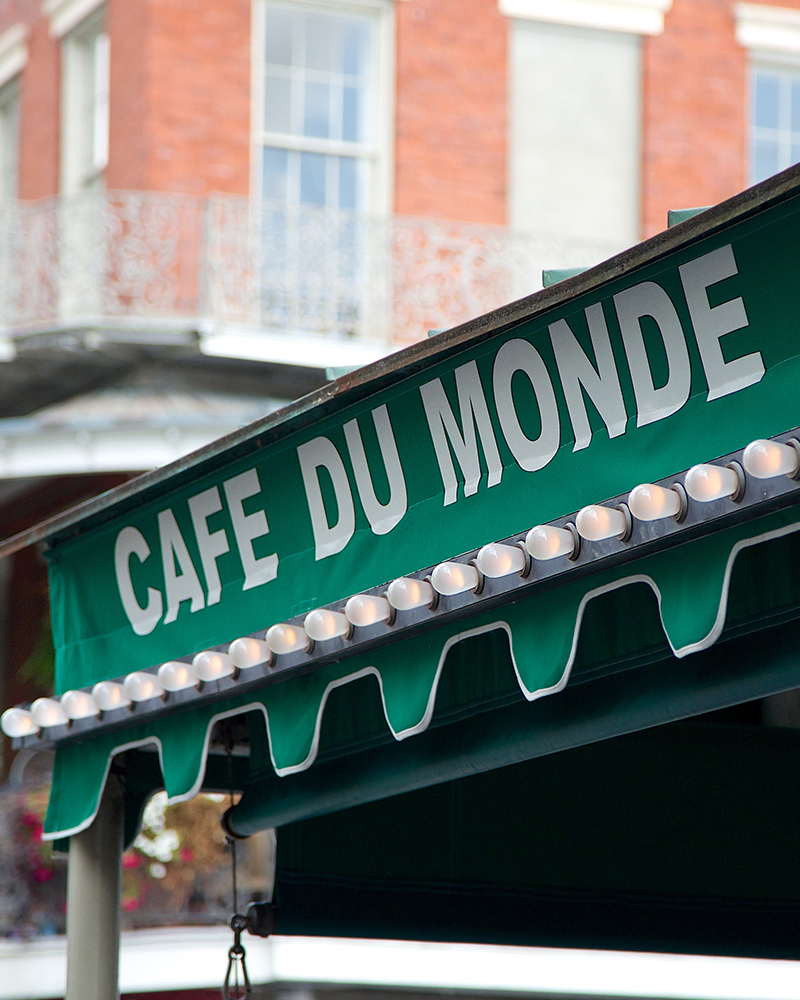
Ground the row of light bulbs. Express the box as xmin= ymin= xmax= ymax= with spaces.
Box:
xmin=3 ymin=437 xmax=797 ymax=741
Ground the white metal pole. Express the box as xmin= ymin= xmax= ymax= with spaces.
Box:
xmin=65 ymin=773 xmax=123 ymax=1000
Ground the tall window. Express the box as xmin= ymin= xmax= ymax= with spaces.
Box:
xmin=257 ymin=2 xmax=377 ymax=212
xmin=61 ymin=8 xmax=109 ymax=193
xmin=0 ymin=77 xmax=19 ymax=200
xmin=751 ymin=66 xmax=800 ymax=184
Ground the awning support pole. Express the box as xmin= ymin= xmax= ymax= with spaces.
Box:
xmin=65 ymin=774 xmax=123 ymax=1000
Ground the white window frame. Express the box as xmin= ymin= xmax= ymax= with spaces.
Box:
xmin=251 ymin=0 xmax=395 ymax=215
xmin=0 ymin=23 xmax=27 ymax=88
xmin=735 ymin=4 xmax=800 ymax=185
xmin=44 ymin=0 xmax=105 ymax=40
xmin=748 ymin=60 xmax=800 ymax=184
xmin=0 ymin=76 xmax=20 ymax=200
xmin=0 ymin=24 xmax=25 ymax=203
xmin=59 ymin=4 xmax=109 ymax=194
xmin=499 ymin=0 xmax=672 ymax=36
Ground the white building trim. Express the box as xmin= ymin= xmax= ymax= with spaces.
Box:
xmin=2 ymin=929 xmax=800 ymax=1000
xmin=0 ymin=422 xmax=256 ymax=479
xmin=735 ymin=3 xmax=800 ymax=56
xmin=0 ymin=24 xmax=27 ymax=89
xmin=199 ymin=325 xmax=393 ymax=369
xmin=42 ymin=0 xmax=104 ymax=39
xmin=499 ymin=0 xmax=672 ymax=36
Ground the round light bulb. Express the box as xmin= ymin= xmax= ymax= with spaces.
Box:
xmin=476 ymin=542 xmax=526 ymax=578
xmin=192 ymin=651 xmax=235 ymax=682
xmin=31 ymin=697 xmax=69 ymax=728
xmin=123 ymin=672 xmax=165 ymax=703
xmin=60 ymin=690 xmax=100 ymax=720
xmin=525 ymin=524 xmax=575 ymax=561
xmin=158 ymin=660 xmax=198 ymax=691
xmin=228 ymin=637 xmax=272 ymax=670
xmin=304 ymin=609 xmax=350 ymax=641
xmin=91 ymin=681 xmax=131 ymax=711
xmin=576 ymin=505 xmax=629 ymax=542
xmin=685 ymin=463 xmax=741 ymax=502
xmin=1 ymin=707 xmax=39 ymax=737
xmin=387 ymin=577 xmax=435 ymax=611
xmin=743 ymin=439 xmax=799 ymax=480
xmin=430 ymin=562 xmax=480 ymax=596
xmin=344 ymin=594 xmax=392 ymax=628
xmin=628 ymin=483 xmax=682 ymax=521
xmin=267 ymin=623 xmax=310 ymax=655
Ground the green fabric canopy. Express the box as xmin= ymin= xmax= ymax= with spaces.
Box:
xmin=44 ymin=502 xmax=800 ymax=839
xmin=20 ymin=166 xmax=800 ymax=959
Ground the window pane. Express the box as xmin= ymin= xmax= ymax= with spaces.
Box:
xmin=339 ymin=157 xmax=357 ymax=210
xmin=791 ymin=78 xmax=800 ymax=134
xmin=753 ymin=138 xmax=780 ymax=184
xmin=792 ymin=142 xmax=800 ymax=169
xmin=300 ymin=151 xmax=326 ymax=205
xmin=0 ymin=82 xmax=19 ymax=200
xmin=263 ymin=147 xmax=289 ymax=200
xmin=92 ymin=33 xmax=109 ymax=170
xmin=755 ymin=73 xmax=780 ymax=130
xmin=264 ymin=74 xmax=292 ymax=133
xmin=266 ymin=7 xmax=295 ymax=66
xmin=342 ymin=18 xmax=370 ymax=77
xmin=342 ymin=86 xmax=360 ymax=142
xmin=304 ymin=81 xmax=330 ymax=139
xmin=305 ymin=13 xmax=335 ymax=72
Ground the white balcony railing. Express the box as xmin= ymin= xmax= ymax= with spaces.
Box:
xmin=0 ymin=192 xmax=626 ymax=349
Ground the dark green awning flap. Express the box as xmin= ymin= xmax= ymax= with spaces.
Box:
xmin=46 ymin=504 xmax=800 ymax=839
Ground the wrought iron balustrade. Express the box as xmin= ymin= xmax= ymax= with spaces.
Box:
xmin=0 ymin=192 xmax=626 ymax=347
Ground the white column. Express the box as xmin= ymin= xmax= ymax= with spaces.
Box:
xmin=65 ymin=774 xmax=123 ymax=1000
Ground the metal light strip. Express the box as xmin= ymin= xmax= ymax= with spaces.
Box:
xmin=8 ymin=430 xmax=800 ymax=750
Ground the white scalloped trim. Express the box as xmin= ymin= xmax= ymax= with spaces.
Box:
xmin=43 ymin=516 xmax=800 ymax=840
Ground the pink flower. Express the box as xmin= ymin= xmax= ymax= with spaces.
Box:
xmin=179 ymin=848 xmax=194 ymax=863
xmin=122 ymin=852 xmax=141 ymax=869
xmin=122 ymin=898 xmax=140 ymax=912
xmin=31 ymin=866 xmax=53 ymax=883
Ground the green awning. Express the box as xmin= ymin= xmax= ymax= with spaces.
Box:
xmin=43 ymin=502 xmax=800 ymax=838
xmin=0 ymin=165 xmax=796 ymax=905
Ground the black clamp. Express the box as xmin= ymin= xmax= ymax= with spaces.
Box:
xmin=223 ymin=903 xmax=277 ymax=1000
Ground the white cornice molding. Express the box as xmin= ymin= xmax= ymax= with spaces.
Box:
xmin=0 ymin=24 xmax=27 ymax=88
xmin=735 ymin=3 xmax=800 ymax=55
xmin=42 ymin=0 xmax=104 ymax=38
xmin=499 ymin=0 xmax=672 ymax=35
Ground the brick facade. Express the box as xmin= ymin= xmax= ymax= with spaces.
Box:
xmin=3 ymin=1 xmax=799 ymax=250
xmin=642 ymin=0 xmax=747 ymax=238
xmin=643 ymin=0 xmax=800 ymax=239
xmin=16 ymin=14 xmax=59 ymax=200
xmin=108 ymin=0 xmax=251 ymax=195
xmin=394 ymin=0 xmax=508 ymax=224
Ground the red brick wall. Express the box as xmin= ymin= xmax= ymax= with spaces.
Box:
xmin=107 ymin=0 xmax=148 ymax=190
xmin=17 ymin=15 xmax=59 ymax=200
xmin=140 ymin=0 xmax=251 ymax=195
xmin=8 ymin=0 xmax=251 ymax=199
xmin=641 ymin=0 xmax=769 ymax=238
xmin=394 ymin=0 xmax=507 ymax=224
xmin=15 ymin=0 xmax=800 ymax=232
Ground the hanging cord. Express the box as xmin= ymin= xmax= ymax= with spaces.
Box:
xmin=223 ymin=734 xmax=251 ymax=1000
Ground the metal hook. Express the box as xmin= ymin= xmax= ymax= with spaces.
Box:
xmin=223 ymin=914 xmax=251 ymax=1000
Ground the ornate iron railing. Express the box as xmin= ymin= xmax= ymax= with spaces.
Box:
xmin=0 ymin=192 xmax=626 ymax=346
